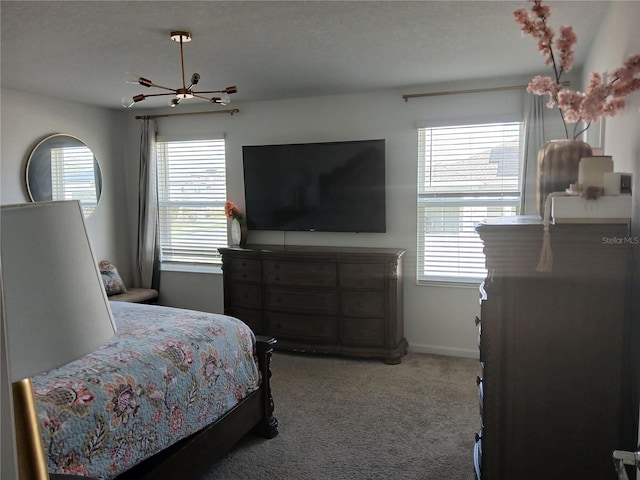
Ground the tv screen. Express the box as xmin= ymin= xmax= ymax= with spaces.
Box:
xmin=242 ymin=139 xmax=386 ymax=233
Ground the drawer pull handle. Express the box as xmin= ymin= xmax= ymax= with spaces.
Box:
xmin=475 ymin=316 xmax=481 ymax=326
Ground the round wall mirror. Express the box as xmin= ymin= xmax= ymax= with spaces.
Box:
xmin=26 ymin=134 xmax=103 ymax=217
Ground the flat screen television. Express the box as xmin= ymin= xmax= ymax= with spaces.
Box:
xmin=242 ymin=139 xmax=386 ymax=233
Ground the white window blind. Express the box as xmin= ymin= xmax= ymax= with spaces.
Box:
xmin=417 ymin=122 xmax=523 ymax=283
xmin=156 ymin=139 xmax=227 ymax=265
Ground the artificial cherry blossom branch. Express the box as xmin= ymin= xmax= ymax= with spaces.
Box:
xmin=514 ymin=0 xmax=640 ymax=139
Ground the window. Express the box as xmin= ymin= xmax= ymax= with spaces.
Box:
xmin=417 ymin=122 xmax=523 ymax=283
xmin=156 ymin=138 xmax=227 ymax=266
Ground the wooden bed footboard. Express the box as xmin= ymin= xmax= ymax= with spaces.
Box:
xmin=254 ymin=335 xmax=279 ymax=439
xmin=114 ymin=336 xmax=278 ymax=480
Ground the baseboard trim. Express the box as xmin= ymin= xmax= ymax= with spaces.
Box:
xmin=408 ymin=343 xmax=479 ymax=359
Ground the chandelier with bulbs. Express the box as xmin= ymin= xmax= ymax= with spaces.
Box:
xmin=122 ymin=31 xmax=237 ymax=108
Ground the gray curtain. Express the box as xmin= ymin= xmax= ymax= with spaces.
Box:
xmin=520 ymin=94 xmax=547 ymax=215
xmin=136 ymin=118 xmax=160 ymax=290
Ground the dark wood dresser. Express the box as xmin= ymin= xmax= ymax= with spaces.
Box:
xmin=474 ymin=216 xmax=636 ymax=480
xmin=219 ymin=245 xmax=407 ymax=364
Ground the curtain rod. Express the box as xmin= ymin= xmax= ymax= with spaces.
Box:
xmin=402 ymin=81 xmax=570 ymax=102
xmin=135 ymin=108 xmax=240 ymax=120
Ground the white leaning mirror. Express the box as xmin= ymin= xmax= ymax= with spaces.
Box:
xmin=25 ymin=134 xmax=103 ymax=217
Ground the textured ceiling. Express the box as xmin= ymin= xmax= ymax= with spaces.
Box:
xmin=0 ymin=1 xmax=612 ymax=110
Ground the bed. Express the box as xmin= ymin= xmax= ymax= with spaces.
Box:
xmin=32 ymin=301 xmax=278 ymax=480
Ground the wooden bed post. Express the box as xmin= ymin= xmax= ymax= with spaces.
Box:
xmin=255 ymin=336 xmax=279 ymax=439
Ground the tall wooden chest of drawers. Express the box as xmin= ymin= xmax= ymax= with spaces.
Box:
xmin=219 ymin=245 xmax=407 ymax=364
xmin=474 ymin=217 xmax=637 ymax=480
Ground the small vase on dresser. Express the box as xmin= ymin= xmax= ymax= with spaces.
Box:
xmin=229 ymin=217 xmax=247 ymax=246
xmin=536 ymin=139 xmax=592 ymax=216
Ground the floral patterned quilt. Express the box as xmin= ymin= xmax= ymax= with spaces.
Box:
xmin=32 ymin=301 xmax=260 ymax=479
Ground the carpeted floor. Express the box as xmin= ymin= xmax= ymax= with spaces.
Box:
xmin=198 ymin=351 xmax=479 ymax=480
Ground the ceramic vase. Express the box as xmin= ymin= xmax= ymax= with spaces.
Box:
xmin=536 ymin=139 xmax=592 ymax=216
xmin=230 ymin=218 xmax=247 ymax=246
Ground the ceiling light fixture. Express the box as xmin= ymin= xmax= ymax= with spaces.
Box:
xmin=122 ymin=31 xmax=237 ymax=108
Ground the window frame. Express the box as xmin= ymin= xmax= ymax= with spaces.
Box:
xmin=155 ymin=136 xmax=228 ymax=269
xmin=416 ymin=120 xmax=524 ymax=285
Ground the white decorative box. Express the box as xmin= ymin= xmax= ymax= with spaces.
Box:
xmin=551 ymin=195 xmax=632 ymax=224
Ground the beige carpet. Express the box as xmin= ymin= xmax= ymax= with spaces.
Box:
xmin=199 ymin=351 xmax=479 ymax=480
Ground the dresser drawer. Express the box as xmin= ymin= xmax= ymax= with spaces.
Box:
xmin=220 ymin=245 xmax=406 ymax=363
xmin=340 ymin=316 xmax=384 ymax=347
xmin=339 ymin=263 xmax=385 ymax=289
xmin=227 ymin=306 xmax=263 ymax=333
xmin=226 ymin=258 xmax=262 ymax=282
xmin=265 ymin=287 xmax=337 ymax=314
xmin=229 ymin=283 xmax=262 ymax=308
xmin=266 ymin=311 xmax=337 ymax=342
xmin=340 ymin=291 xmax=384 ymax=317
xmin=264 ymin=260 xmax=336 ymax=287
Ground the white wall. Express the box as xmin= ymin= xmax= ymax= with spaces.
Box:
xmin=125 ymin=76 xmax=538 ymax=358
xmin=0 ymin=89 xmax=133 ymax=281
xmin=583 ymin=1 xmax=640 ymax=173
xmin=582 ymin=0 xmax=640 ymax=461
xmin=0 ymin=90 xmax=134 ymax=479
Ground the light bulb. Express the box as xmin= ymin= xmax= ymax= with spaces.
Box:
xmin=125 ymin=72 xmax=141 ymax=84
xmin=122 ymin=96 xmax=135 ymax=108
xmin=213 ymin=93 xmax=231 ymax=105
xmin=125 ymin=72 xmax=152 ymax=87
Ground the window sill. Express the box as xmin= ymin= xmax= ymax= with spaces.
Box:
xmin=160 ymin=263 xmax=222 ymax=275
xmin=416 ymin=279 xmax=482 ymax=289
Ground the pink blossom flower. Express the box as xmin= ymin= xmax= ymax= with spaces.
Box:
xmin=531 ymin=2 xmax=550 ymax=19
xmin=224 ymin=201 xmax=243 ymax=220
xmin=527 ymin=75 xmax=560 ymax=107
xmin=555 ymin=26 xmax=576 ymax=72
xmin=514 ymin=8 xmax=529 ymax=25
xmin=514 ymin=0 xmax=640 ymax=138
